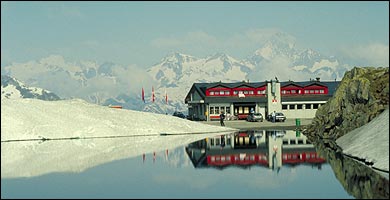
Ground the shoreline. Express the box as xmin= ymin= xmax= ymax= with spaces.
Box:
xmin=199 ymin=118 xmax=313 ymax=130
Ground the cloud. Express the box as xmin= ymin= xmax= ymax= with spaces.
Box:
xmin=341 ymin=43 xmax=389 ymax=67
xmin=3 ymin=55 xmax=155 ymax=102
xmin=247 ymin=55 xmax=311 ymax=82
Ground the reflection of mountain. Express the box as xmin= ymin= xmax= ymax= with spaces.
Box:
xmin=313 ymin=139 xmax=389 ymax=199
xmin=163 ymin=146 xmax=192 ymax=168
xmin=185 ymin=130 xmax=326 ymax=171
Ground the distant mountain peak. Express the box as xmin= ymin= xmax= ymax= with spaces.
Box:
xmin=160 ymin=52 xmax=199 ymax=64
xmin=1 ymin=75 xmax=61 ymax=100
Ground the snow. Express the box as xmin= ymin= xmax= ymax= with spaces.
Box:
xmin=1 ymin=84 xmax=22 ymax=99
xmin=336 ymin=108 xmax=389 ymax=174
xmin=1 ymin=97 xmax=237 ymax=178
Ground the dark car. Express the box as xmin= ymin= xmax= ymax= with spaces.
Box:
xmin=267 ymin=112 xmax=286 ymax=122
xmin=173 ymin=111 xmax=186 ymax=119
xmin=246 ymin=113 xmax=263 ymax=122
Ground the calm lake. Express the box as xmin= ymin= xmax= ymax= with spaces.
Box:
xmin=2 ymin=130 xmax=387 ymax=198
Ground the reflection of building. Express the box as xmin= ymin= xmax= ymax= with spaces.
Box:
xmin=185 ymin=130 xmax=326 ymax=170
xmin=184 ymin=78 xmax=340 ymax=121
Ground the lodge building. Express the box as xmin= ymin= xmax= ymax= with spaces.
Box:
xmin=184 ymin=78 xmax=340 ymax=121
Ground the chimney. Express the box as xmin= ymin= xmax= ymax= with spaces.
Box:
xmin=316 ymin=77 xmax=320 ymax=82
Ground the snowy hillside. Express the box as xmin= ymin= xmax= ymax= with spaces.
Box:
xmin=1 ymin=97 xmax=236 ymax=178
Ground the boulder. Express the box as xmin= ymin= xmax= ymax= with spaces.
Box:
xmin=306 ymin=67 xmax=389 ymax=139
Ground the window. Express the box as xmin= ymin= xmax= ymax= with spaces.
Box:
xmin=305 ymin=104 xmax=311 ymax=109
xmin=215 ymin=107 xmax=219 ymax=114
xmin=304 ymin=90 xmax=309 ymax=94
xmin=239 ymin=91 xmax=243 ymax=94
xmin=244 ymin=107 xmax=249 ymax=113
xmin=298 ymin=139 xmax=303 ymax=144
xmin=210 ymin=91 xmax=214 ymax=95
xmin=320 ymin=89 xmax=324 ymax=93
xmin=215 ymin=91 xmax=219 ymax=95
xmin=282 ymin=105 xmax=288 ymax=110
xmin=216 ymin=138 xmax=220 ymax=145
xmin=289 ymin=104 xmax=295 ymax=110
xmin=243 ymin=91 xmax=249 ymax=94
xmin=226 ymin=91 xmax=230 ymax=95
xmin=226 ymin=107 xmax=230 ymax=114
xmin=210 ymin=139 xmax=214 ymax=146
xmin=233 ymin=91 xmax=238 ymax=95
xmin=220 ymin=91 xmax=225 ymax=95
xmin=290 ymin=140 xmax=296 ymax=145
xmin=249 ymin=91 xmax=254 ymax=95
xmin=283 ymin=140 xmax=289 ymax=145
xmin=291 ymin=90 xmax=296 ymax=94
xmin=313 ymin=104 xmax=319 ymax=109
xmin=257 ymin=91 xmax=261 ymax=95
xmin=310 ymin=90 xmax=314 ymax=93
xmin=210 ymin=107 xmax=215 ymax=114
xmin=282 ymin=90 xmax=286 ymax=94
xmin=220 ymin=107 xmax=225 ymax=113
xmin=297 ymin=104 xmax=303 ymax=109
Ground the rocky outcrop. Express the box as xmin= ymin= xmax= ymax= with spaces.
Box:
xmin=305 ymin=67 xmax=389 ymax=139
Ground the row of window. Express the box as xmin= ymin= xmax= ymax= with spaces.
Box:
xmin=281 ymin=103 xmax=325 ymax=110
xmin=209 ymin=106 xmax=231 ymax=115
xmin=282 ymin=153 xmax=319 ymax=160
xmin=209 ymin=154 xmax=267 ymax=162
xmin=208 ymin=89 xmax=326 ymax=96
xmin=281 ymin=89 xmax=325 ymax=94
xmin=209 ymin=90 xmax=266 ymax=96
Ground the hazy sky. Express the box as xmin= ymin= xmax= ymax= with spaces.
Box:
xmin=1 ymin=1 xmax=389 ymax=68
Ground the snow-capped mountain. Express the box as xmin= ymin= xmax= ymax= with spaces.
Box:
xmin=3 ymin=32 xmax=351 ymax=114
xmin=1 ymin=75 xmax=61 ymax=100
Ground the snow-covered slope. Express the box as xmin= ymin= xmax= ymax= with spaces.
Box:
xmin=336 ymin=108 xmax=389 ymax=172
xmin=1 ymin=97 xmax=237 ymax=178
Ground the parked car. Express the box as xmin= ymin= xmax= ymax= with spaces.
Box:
xmin=246 ymin=113 xmax=263 ymax=122
xmin=267 ymin=112 xmax=286 ymax=122
xmin=173 ymin=111 xmax=186 ymax=119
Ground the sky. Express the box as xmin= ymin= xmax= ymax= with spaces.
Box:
xmin=1 ymin=1 xmax=389 ymax=68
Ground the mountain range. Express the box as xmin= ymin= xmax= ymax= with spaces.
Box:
xmin=3 ymin=34 xmax=351 ymax=114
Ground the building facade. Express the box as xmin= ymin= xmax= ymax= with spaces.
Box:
xmin=184 ymin=78 xmax=340 ymax=121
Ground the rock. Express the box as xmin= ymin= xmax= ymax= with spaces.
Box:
xmin=306 ymin=67 xmax=389 ymax=139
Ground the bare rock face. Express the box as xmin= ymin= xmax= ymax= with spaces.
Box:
xmin=306 ymin=67 xmax=389 ymax=139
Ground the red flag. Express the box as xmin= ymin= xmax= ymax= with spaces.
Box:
xmin=165 ymin=89 xmax=168 ymax=104
xmin=152 ymin=86 xmax=155 ymax=103
xmin=142 ymin=87 xmax=145 ymax=103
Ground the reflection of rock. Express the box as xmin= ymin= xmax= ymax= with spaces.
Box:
xmin=314 ymin=139 xmax=389 ymax=199
xmin=306 ymin=67 xmax=389 ymax=139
